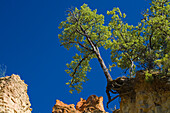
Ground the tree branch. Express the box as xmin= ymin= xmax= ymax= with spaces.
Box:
xmin=76 ymin=29 xmax=85 ymax=36
xmin=61 ymin=41 xmax=93 ymax=52
xmin=149 ymin=29 xmax=154 ymax=51
xmin=70 ymin=53 xmax=92 ymax=84
xmin=120 ymin=32 xmax=128 ymax=43
xmin=123 ymin=53 xmax=135 ymax=77
xmin=67 ymin=9 xmax=78 ymax=22
xmin=76 ymin=26 xmax=98 ymax=52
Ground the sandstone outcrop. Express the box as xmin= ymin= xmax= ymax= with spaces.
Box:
xmin=52 ymin=95 xmax=107 ymax=113
xmin=52 ymin=100 xmax=77 ymax=113
xmin=111 ymin=71 xmax=170 ymax=113
xmin=0 ymin=74 xmax=32 ymax=113
xmin=76 ymin=95 xmax=105 ymax=112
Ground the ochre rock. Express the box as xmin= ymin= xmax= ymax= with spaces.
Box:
xmin=52 ymin=95 xmax=107 ymax=113
xmin=76 ymin=95 xmax=105 ymax=112
xmin=0 ymin=74 xmax=32 ymax=113
xmin=52 ymin=100 xmax=78 ymax=113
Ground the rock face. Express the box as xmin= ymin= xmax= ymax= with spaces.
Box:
xmin=76 ymin=95 xmax=105 ymax=112
xmin=0 ymin=74 xmax=32 ymax=113
xmin=113 ymin=71 xmax=170 ymax=113
xmin=52 ymin=100 xmax=77 ymax=113
xmin=52 ymin=95 xmax=107 ymax=113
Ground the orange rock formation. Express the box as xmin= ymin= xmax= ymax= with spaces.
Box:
xmin=52 ymin=95 xmax=107 ymax=113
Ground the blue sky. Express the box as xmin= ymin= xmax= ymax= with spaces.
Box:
xmin=0 ymin=0 xmax=150 ymax=113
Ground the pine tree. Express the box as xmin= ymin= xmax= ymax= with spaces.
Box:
xmin=58 ymin=0 xmax=169 ymax=97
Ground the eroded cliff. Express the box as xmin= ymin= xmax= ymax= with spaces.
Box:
xmin=112 ymin=71 xmax=170 ymax=113
xmin=0 ymin=74 xmax=32 ymax=113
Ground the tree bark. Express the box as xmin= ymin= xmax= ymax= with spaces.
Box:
xmin=85 ymin=34 xmax=113 ymax=82
xmin=95 ymin=47 xmax=113 ymax=82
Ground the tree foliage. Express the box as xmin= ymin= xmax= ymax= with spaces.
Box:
xmin=58 ymin=0 xmax=170 ymax=93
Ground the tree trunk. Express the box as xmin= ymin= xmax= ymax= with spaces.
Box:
xmin=80 ymin=25 xmax=113 ymax=82
xmin=95 ymin=47 xmax=113 ymax=82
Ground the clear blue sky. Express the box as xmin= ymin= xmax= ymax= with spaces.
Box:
xmin=0 ymin=0 xmax=150 ymax=113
